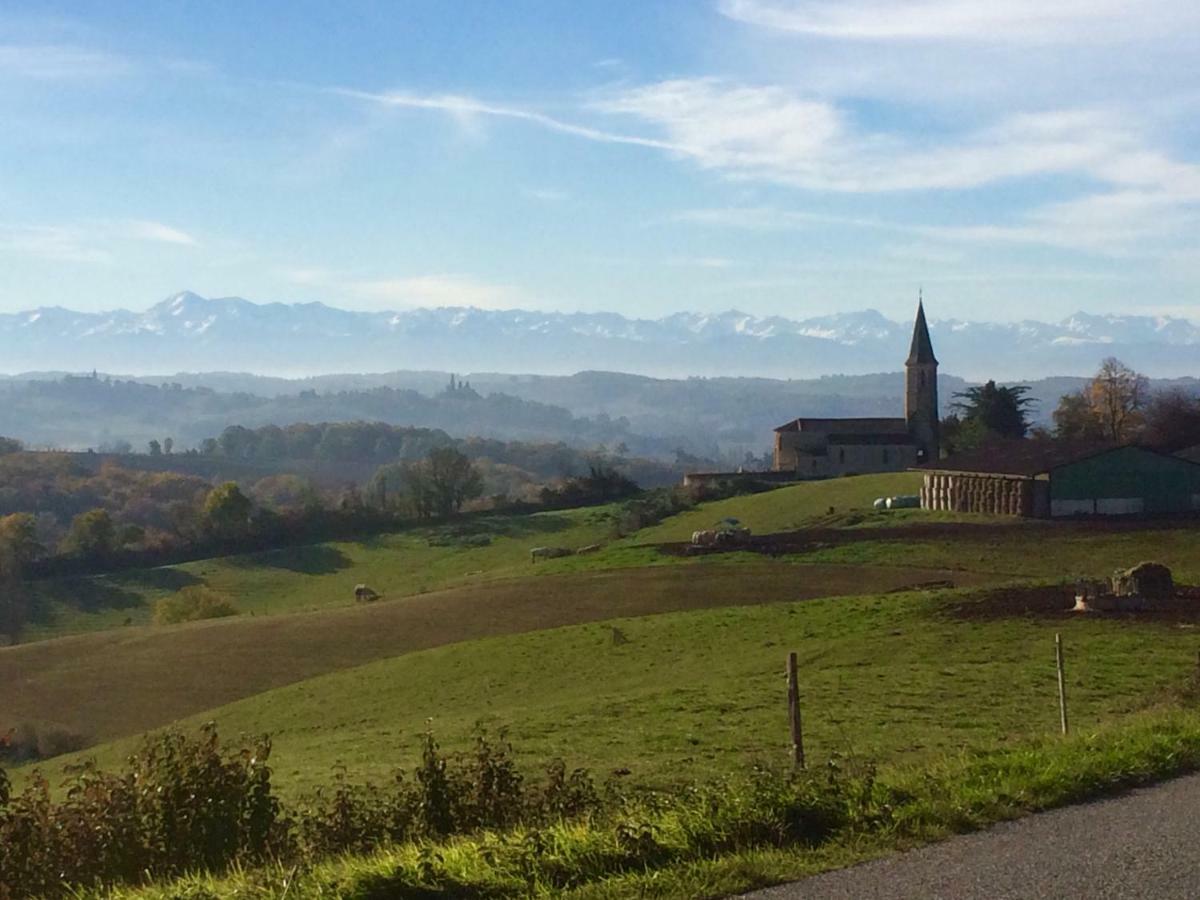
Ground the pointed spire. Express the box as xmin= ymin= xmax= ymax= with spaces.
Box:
xmin=906 ymin=296 xmax=938 ymax=366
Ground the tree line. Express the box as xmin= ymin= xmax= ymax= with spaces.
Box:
xmin=942 ymin=357 xmax=1200 ymax=454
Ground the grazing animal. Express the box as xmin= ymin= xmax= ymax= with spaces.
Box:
xmin=354 ymin=584 xmax=381 ymax=603
xmin=530 ymin=546 xmax=572 ymax=563
xmin=576 ymin=543 xmax=602 ymax=555
xmin=691 ymin=530 xmax=718 ymax=546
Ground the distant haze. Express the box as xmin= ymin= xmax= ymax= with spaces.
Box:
xmin=2 ymin=291 xmax=1198 ymax=381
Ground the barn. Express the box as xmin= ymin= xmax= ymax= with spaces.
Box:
xmin=918 ymin=442 xmax=1200 ymax=518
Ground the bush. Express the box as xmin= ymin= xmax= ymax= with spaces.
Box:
xmin=153 ymin=586 xmax=239 ymax=625
xmin=0 ymin=725 xmax=285 ymax=898
xmin=0 ymin=721 xmax=87 ymax=763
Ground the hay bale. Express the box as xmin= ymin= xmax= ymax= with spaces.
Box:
xmin=1111 ymin=562 xmax=1174 ymax=602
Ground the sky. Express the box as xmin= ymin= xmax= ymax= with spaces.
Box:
xmin=2 ymin=0 xmax=1199 ymax=323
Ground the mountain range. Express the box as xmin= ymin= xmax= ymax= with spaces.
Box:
xmin=2 ymin=291 xmax=1198 ymax=380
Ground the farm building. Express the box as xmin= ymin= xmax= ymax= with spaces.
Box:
xmin=918 ymin=443 xmax=1200 ymax=518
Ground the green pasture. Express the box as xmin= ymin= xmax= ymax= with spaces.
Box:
xmin=32 ymin=582 xmax=1200 ymax=800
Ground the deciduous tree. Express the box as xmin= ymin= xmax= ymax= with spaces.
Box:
xmin=1088 ymin=357 xmax=1148 ymax=441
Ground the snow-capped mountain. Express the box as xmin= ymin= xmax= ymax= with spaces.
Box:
xmin=1 ymin=292 xmax=1197 ymax=379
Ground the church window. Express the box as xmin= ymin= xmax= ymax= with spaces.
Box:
xmin=838 ymin=448 xmax=846 ymax=464
xmin=882 ymin=448 xmax=889 ymax=464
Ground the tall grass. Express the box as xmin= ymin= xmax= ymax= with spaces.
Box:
xmin=85 ymin=705 xmax=1200 ymax=900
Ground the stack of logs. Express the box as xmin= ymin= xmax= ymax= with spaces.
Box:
xmin=921 ymin=473 xmax=1033 ymax=516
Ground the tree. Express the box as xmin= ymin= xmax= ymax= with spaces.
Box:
xmin=0 ymin=550 xmax=28 ymax=644
xmin=0 ymin=436 xmax=23 ymax=455
xmin=0 ymin=513 xmax=44 ymax=568
xmin=1141 ymin=389 xmax=1200 ymax=452
xmin=163 ymin=437 xmax=174 ymax=455
xmin=147 ymin=439 xmax=162 ymax=457
xmin=62 ymin=508 xmax=117 ymax=562
xmin=202 ymin=482 xmax=254 ymax=540
xmin=1052 ymin=390 xmax=1105 ymax=441
xmin=425 ymin=446 xmax=484 ymax=517
xmin=1088 ymin=357 xmax=1148 ymax=441
xmin=0 ymin=514 xmax=39 ymax=645
xmin=950 ymin=380 xmax=1034 ymax=449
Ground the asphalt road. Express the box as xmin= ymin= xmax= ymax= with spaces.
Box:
xmin=742 ymin=774 xmax=1200 ymax=900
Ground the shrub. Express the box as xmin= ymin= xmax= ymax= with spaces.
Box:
xmin=0 ymin=725 xmax=286 ymax=898
xmin=154 ymin=586 xmax=239 ymax=625
xmin=0 ymin=721 xmax=88 ymax=763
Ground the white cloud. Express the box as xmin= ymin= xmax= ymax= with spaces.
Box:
xmin=0 ymin=224 xmax=113 ymax=264
xmin=718 ymin=0 xmax=1194 ymax=43
xmin=0 ymin=43 xmax=131 ymax=79
xmin=598 ymin=82 xmax=1200 ymax=194
xmin=336 ymin=88 xmax=679 ymax=153
xmin=123 ymin=220 xmax=198 ymax=246
xmin=349 ymin=275 xmax=523 ymax=310
xmin=0 ymin=219 xmax=199 ymax=265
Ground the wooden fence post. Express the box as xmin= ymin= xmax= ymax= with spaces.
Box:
xmin=1055 ymin=633 xmax=1069 ymax=736
xmin=787 ymin=651 xmax=805 ymax=769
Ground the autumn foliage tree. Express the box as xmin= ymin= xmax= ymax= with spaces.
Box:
xmin=1053 ymin=357 xmax=1149 ymax=443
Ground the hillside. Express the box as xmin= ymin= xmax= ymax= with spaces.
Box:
xmin=8 ymin=473 xmax=1200 ymax=792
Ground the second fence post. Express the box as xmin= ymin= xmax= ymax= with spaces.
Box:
xmin=787 ymin=651 xmax=805 ymax=769
xmin=1055 ymin=632 xmax=1069 ymax=736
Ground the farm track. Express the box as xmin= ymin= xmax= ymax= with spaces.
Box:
xmin=0 ymin=562 xmax=994 ymax=747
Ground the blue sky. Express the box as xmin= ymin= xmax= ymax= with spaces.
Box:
xmin=2 ymin=0 xmax=1199 ymax=322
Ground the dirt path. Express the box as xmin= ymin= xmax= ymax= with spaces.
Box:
xmin=1 ymin=562 xmax=989 ymax=747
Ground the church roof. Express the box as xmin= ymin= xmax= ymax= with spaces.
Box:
xmin=774 ymin=417 xmax=908 ymax=434
xmin=906 ymin=300 xmax=938 ymax=366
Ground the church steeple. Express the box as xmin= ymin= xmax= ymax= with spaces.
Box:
xmin=906 ymin=294 xmax=938 ymax=366
xmin=905 ymin=294 xmax=940 ymax=463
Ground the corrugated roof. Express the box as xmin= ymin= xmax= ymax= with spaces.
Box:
xmin=919 ymin=440 xmax=1122 ymax=477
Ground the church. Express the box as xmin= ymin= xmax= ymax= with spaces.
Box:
xmin=772 ymin=302 xmax=940 ymax=476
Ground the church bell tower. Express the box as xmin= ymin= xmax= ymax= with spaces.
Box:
xmin=905 ymin=297 xmax=939 ymax=463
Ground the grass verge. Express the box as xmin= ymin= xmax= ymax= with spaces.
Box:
xmin=98 ymin=705 xmax=1200 ymax=900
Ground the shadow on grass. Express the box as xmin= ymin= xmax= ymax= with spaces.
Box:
xmin=28 ymin=577 xmax=150 ymax=625
xmin=225 ymin=544 xmax=353 ymax=575
xmin=114 ymin=567 xmax=203 ymax=593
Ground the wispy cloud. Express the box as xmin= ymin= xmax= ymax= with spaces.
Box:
xmin=0 ymin=43 xmax=131 ymax=79
xmin=669 ymin=193 xmax=1200 ymax=256
xmin=0 ymin=224 xmax=114 ymax=264
xmin=0 ymin=219 xmax=199 ymax=264
xmin=336 ymin=88 xmax=679 ymax=153
xmin=123 ymin=220 xmax=198 ymax=246
xmin=718 ymin=0 xmax=1196 ymax=43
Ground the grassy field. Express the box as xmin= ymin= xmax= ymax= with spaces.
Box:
xmin=9 ymin=472 xmax=1200 ymax=898
xmin=25 ymin=476 xmax=927 ymax=641
xmin=24 ymin=504 xmax=622 ymax=639
xmin=2 ymin=560 xmax=993 ymax=747
xmin=22 ymin=580 xmax=1200 ymax=800
xmin=635 ymin=472 xmax=924 ymax=542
